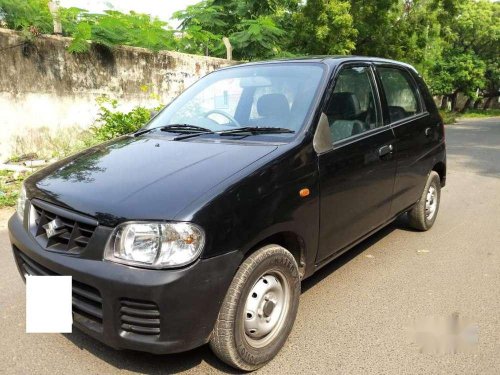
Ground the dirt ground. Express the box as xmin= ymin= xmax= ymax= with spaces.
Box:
xmin=0 ymin=208 xmax=13 ymax=230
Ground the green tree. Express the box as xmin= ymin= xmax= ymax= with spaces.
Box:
xmin=0 ymin=0 xmax=53 ymax=35
xmin=58 ymin=6 xmax=87 ymax=36
xmin=429 ymin=51 xmax=486 ymax=110
xmin=428 ymin=0 xmax=498 ymax=110
xmin=173 ymin=0 xmax=300 ymax=60
xmin=466 ymin=0 xmax=500 ymax=109
xmin=68 ymin=10 xmax=177 ymax=53
xmin=350 ymin=0 xmax=399 ymax=57
xmin=230 ymin=16 xmax=286 ymax=59
xmin=173 ymin=0 xmax=227 ymax=56
xmin=290 ymin=0 xmax=357 ymax=55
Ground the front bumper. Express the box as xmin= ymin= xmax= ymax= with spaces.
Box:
xmin=8 ymin=214 xmax=242 ymax=354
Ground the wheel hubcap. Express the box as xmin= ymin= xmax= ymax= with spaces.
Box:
xmin=243 ymin=271 xmax=289 ymax=348
xmin=425 ymin=185 xmax=438 ymax=220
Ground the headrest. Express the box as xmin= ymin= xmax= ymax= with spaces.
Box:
xmin=257 ymin=94 xmax=290 ymax=118
xmin=327 ymin=92 xmax=361 ymax=120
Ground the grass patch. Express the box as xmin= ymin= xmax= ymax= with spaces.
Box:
xmin=440 ymin=109 xmax=500 ymax=125
xmin=461 ymin=109 xmax=500 ymax=118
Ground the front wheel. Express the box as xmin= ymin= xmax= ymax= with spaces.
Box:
xmin=408 ymin=171 xmax=441 ymax=231
xmin=210 ymin=245 xmax=301 ymax=371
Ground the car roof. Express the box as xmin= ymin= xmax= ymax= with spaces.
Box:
xmin=221 ymin=56 xmax=417 ymax=72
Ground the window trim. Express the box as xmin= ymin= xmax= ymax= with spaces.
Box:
xmin=331 ymin=122 xmax=394 ymax=150
xmin=373 ymin=63 xmax=426 ymax=125
xmin=367 ymin=65 xmax=385 ymax=128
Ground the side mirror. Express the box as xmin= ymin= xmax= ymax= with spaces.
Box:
xmin=150 ymin=109 xmax=159 ymax=118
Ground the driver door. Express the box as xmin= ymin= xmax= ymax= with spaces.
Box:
xmin=316 ymin=64 xmax=397 ymax=263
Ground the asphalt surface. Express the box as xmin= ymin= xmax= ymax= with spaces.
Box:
xmin=1 ymin=118 xmax=499 ymax=374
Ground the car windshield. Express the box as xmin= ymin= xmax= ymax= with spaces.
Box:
xmin=145 ymin=63 xmax=325 ymax=139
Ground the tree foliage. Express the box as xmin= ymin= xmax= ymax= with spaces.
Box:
xmin=173 ymin=0 xmax=227 ymax=55
xmin=173 ymin=0 xmax=300 ymax=59
xmin=67 ymin=10 xmax=177 ymax=53
xmin=290 ymin=0 xmax=356 ymax=55
xmin=0 ymin=0 xmax=52 ymax=34
xmin=426 ymin=0 xmax=499 ymax=108
xmin=230 ymin=16 xmax=286 ymax=59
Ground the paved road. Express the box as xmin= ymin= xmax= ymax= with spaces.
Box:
xmin=1 ymin=118 xmax=499 ymax=374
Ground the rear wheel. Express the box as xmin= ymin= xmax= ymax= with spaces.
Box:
xmin=210 ymin=245 xmax=300 ymax=371
xmin=408 ymin=171 xmax=441 ymax=231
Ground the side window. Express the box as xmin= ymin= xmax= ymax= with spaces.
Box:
xmin=325 ymin=66 xmax=381 ymax=142
xmin=378 ymin=67 xmax=422 ymax=123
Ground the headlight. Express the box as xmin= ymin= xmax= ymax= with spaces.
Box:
xmin=104 ymin=222 xmax=205 ymax=269
xmin=16 ymin=184 xmax=27 ymax=219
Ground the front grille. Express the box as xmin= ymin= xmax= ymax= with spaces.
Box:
xmin=14 ymin=247 xmax=103 ymax=328
xmin=120 ymin=298 xmax=160 ymax=336
xmin=16 ymin=249 xmax=57 ymax=276
xmin=30 ymin=200 xmax=97 ymax=253
xmin=72 ymin=281 xmax=103 ymax=327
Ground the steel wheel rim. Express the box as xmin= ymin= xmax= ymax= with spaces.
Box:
xmin=243 ymin=270 xmax=290 ymax=348
xmin=425 ymin=185 xmax=438 ymax=220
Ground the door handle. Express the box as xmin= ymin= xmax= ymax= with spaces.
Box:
xmin=425 ymin=127 xmax=433 ymax=136
xmin=378 ymin=144 xmax=393 ymax=157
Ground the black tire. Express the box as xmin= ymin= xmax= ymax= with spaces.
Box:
xmin=209 ymin=244 xmax=301 ymax=371
xmin=408 ymin=171 xmax=441 ymax=231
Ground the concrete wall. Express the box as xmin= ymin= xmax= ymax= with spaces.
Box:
xmin=0 ymin=28 xmax=234 ymax=161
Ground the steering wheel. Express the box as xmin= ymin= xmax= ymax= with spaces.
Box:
xmin=203 ymin=109 xmax=241 ymax=127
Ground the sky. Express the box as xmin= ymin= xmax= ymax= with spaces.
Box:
xmin=59 ymin=0 xmax=200 ymax=27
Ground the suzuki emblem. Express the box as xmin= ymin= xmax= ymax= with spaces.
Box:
xmin=43 ymin=218 xmax=66 ymax=238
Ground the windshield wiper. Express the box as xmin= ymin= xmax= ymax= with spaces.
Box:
xmin=175 ymin=126 xmax=295 ymax=141
xmin=137 ymin=125 xmax=295 ymax=140
xmin=173 ymin=130 xmax=217 ymax=140
xmin=218 ymin=127 xmax=295 ymax=136
xmin=160 ymin=124 xmax=214 ymax=133
xmin=134 ymin=124 xmax=214 ymax=137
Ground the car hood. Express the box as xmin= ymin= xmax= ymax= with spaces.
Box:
xmin=28 ymin=135 xmax=277 ymax=226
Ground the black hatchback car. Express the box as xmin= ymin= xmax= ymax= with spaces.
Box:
xmin=9 ymin=56 xmax=446 ymax=370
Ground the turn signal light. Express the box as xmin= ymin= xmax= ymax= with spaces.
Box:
xmin=299 ymin=188 xmax=310 ymax=198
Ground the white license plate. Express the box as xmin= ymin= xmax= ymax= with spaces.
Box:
xmin=26 ymin=276 xmax=73 ymax=333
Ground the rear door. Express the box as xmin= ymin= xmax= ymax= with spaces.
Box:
xmin=374 ymin=64 xmax=440 ymax=216
xmin=316 ymin=63 xmax=397 ymax=263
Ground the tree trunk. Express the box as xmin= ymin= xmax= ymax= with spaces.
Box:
xmin=450 ymin=92 xmax=458 ymax=112
xmin=440 ymin=96 xmax=448 ymax=110
xmin=473 ymin=98 xmax=482 ymax=109
xmin=483 ymin=97 xmax=493 ymax=110
xmin=461 ymin=98 xmax=472 ymax=113
xmin=48 ymin=1 xmax=63 ymax=35
xmin=222 ymin=37 xmax=232 ymax=60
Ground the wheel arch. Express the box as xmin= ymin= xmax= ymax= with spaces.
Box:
xmin=432 ymin=161 xmax=446 ymax=187
xmin=245 ymin=231 xmax=307 ymax=279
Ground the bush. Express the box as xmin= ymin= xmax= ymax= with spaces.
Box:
xmin=439 ymin=110 xmax=458 ymax=125
xmin=0 ymin=169 xmax=29 ymax=208
xmin=90 ymin=96 xmax=158 ymax=141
